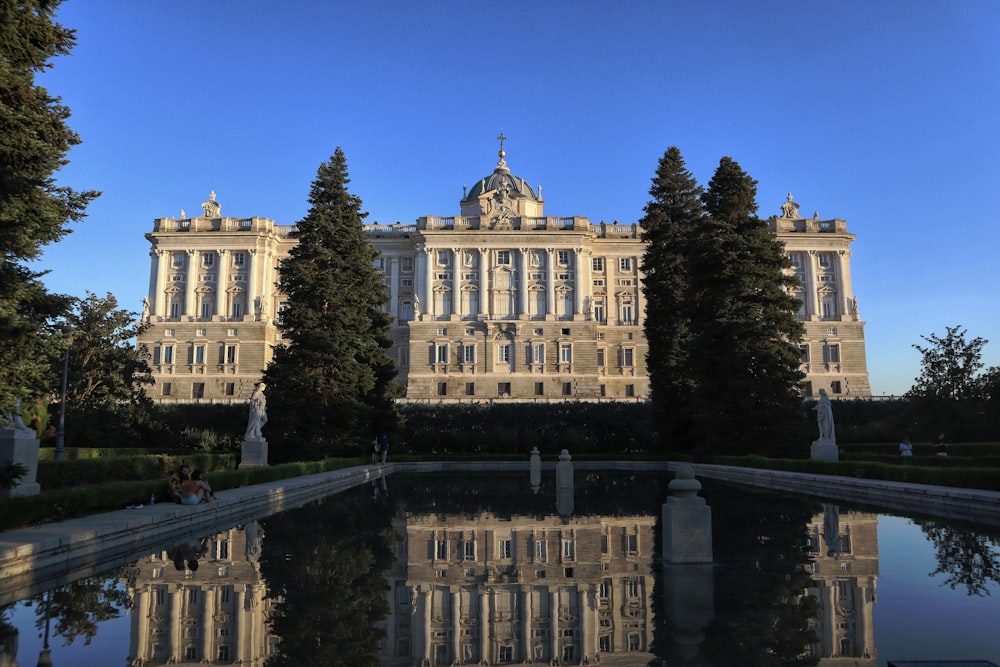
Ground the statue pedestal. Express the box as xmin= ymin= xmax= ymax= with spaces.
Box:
xmin=239 ymin=438 xmax=269 ymax=468
xmin=662 ymin=496 xmax=713 ymax=564
xmin=0 ymin=431 xmax=41 ymax=497
xmin=811 ymin=438 xmax=839 ymax=462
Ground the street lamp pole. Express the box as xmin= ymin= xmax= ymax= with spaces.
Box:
xmin=54 ymin=341 xmax=70 ymax=461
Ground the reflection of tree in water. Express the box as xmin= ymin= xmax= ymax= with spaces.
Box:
xmin=0 ymin=604 xmax=17 ymax=664
xmin=653 ymin=485 xmax=821 ymax=666
xmin=28 ymin=575 xmax=130 ymax=646
xmin=917 ymin=519 xmax=1000 ymax=597
xmin=260 ymin=485 xmax=397 ymax=667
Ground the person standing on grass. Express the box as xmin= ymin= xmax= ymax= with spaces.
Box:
xmin=378 ymin=434 xmax=389 ymax=464
xmin=934 ymin=433 xmax=949 ymax=457
xmin=898 ymin=437 xmax=913 ymax=457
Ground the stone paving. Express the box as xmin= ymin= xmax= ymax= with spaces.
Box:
xmin=1 ymin=460 xmax=997 ymax=605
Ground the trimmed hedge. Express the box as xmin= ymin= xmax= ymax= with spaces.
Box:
xmin=37 ymin=453 xmax=238 ymax=490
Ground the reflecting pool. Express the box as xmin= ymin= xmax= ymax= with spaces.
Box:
xmin=1 ymin=469 xmax=998 ymax=666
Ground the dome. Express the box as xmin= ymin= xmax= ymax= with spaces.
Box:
xmin=462 ymin=147 xmax=539 ymax=203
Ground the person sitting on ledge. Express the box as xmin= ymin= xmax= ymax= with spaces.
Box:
xmin=179 ymin=469 xmax=214 ymax=505
xmin=167 ymin=464 xmax=190 ymax=503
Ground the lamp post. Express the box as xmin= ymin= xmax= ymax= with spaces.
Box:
xmin=54 ymin=327 xmax=72 ymax=462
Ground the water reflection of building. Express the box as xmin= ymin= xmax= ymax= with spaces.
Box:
xmin=381 ymin=512 xmax=657 ymax=666
xmin=123 ymin=522 xmax=277 ymax=666
xmin=806 ymin=506 xmax=879 ymax=665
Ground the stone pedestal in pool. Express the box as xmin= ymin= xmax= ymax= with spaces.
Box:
xmin=0 ymin=429 xmax=41 ymax=497
xmin=662 ymin=464 xmax=713 ymax=564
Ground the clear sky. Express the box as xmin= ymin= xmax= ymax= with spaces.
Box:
xmin=33 ymin=0 xmax=1000 ymax=396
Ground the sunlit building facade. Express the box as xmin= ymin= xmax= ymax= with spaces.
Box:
xmin=137 ymin=146 xmax=869 ymax=403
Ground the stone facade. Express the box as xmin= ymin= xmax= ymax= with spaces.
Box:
xmin=137 ymin=150 xmax=869 ymax=403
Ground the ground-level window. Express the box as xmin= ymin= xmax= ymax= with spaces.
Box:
xmin=224 ymin=382 xmax=235 ymax=397
xmin=192 ymin=383 xmax=205 ymax=399
xmin=465 ymin=382 xmax=475 ymax=396
xmin=162 ymin=382 xmax=172 ymax=397
xmin=437 ymin=382 xmax=447 ymax=396
xmin=831 ymin=380 xmax=842 ymax=394
xmin=625 ymin=384 xmax=635 ymax=397
xmin=535 ymin=382 xmax=545 ymax=396
xmin=498 ymin=382 xmax=511 ymax=397
xmin=562 ymin=382 xmax=572 ymax=396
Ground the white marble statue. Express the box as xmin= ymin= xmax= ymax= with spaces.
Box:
xmin=815 ymin=388 xmax=836 ymax=443
xmin=245 ymin=383 xmax=268 ymax=440
xmin=2 ymin=399 xmax=35 ymax=438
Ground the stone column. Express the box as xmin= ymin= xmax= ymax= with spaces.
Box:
xmin=573 ymin=249 xmax=584 ymax=319
xmin=838 ymin=250 xmax=854 ymax=321
xmin=578 ymin=588 xmax=591 ymax=662
xmin=170 ymin=587 xmax=183 ymax=662
xmin=549 ymin=588 xmax=559 ymax=661
xmin=424 ymin=247 xmax=435 ymax=320
xmin=148 ymin=251 xmax=159 ymax=317
xmin=479 ymin=248 xmax=490 ymax=319
xmin=184 ymin=250 xmax=197 ymax=317
xmin=480 ymin=589 xmax=490 ymax=662
xmin=247 ymin=248 xmax=258 ymax=321
xmin=233 ymin=586 xmax=246 ymax=662
xmin=202 ymin=587 xmax=214 ymax=660
xmin=451 ymin=588 xmax=461 ymax=664
xmin=806 ymin=250 xmax=819 ymax=321
xmin=414 ymin=246 xmax=425 ymax=320
xmin=521 ymin=586 xmax=532 ymax=662
xmin=545 ymin=248 xmax=556 ymax=321
xmin=215 ymin=250 xmax=229 ymax=321
xmin=154 ymin=250 xmax=169 ymax=318
xmin=421 ymin=589 xmax=432 ymax=666
xmin=388 ymin=256 xmax=399 ymax=320
xmin=518 ymin=248 xmax=529 ymax=318
xmin=452 ymin=247 xmax=461 ymax=320
xmin=129 ymin=588 xmax=148 ymax=661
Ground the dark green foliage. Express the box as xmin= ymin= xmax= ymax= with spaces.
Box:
xmin=36 ymin=452 xmax=237 ymax=490
xmin=55 ymin=292 xmax=155 ymax=447
xmin=30 ymin=576 xmax=130 ymax=646
xmin=263 ymin=149 xmax=398 ymax=460
xmin=396 ymin=401 xmax=656 ymax=455
xmin=686 ymin=157 xmax=805 ymax=456
xmin=906 ymin=325 xmax=998 ymax=439
xmin=915 ymin=518 xmax=1000 ymax=597
xmin=639 ymin=147 xmax=704 ymax=448
xmin=260 ymin=485 xmax=394 ymax=667
xmin=0 ymin=0 xmax=99 ymax=406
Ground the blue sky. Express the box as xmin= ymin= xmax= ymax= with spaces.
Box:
xmin=34 ymin=0 xmax=1000 ymax=396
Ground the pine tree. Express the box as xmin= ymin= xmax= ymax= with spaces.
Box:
xmin=262 ymin=149 xmax=398 ymax=459
xmin=688 ymin=157 xmax=805 ymax=454
xmin=0 ymin=0 xmax=99 ymax=406
xmin=639 ymin=147 xmax=705 ymax=450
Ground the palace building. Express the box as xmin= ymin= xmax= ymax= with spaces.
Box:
xmin=136 ymin=142 xmax=870 ymax=403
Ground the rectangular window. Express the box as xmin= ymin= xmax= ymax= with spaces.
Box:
xmin=227 ymin=328 xmax=238 ymax=337
xmin=224 ymin=382 xmax=235 ymax=397
xmin=625 ymin=384 xmax=635 ymax=397
xmin=162 ymin=345 xmax=174 ymax=365
xmin=217 ymin=645 xmax=230 ymax=661
xmin=463 ymin=540 xmax=476 ymax=560
xmin=496 ymin=250 xmax=511 ymax=265
xmin=562 ymin=540 xmax=575 ymax=560
xmin=824 ymin=344 xmax=841 ymax=363
xmin=462 ymin=344 xmax=475 ymax=363
xmin=436 ymin=344 xmax=449 ymax=363
xmin=799 ymin=344 xmax=810 ymax=363
xmin=437 ymin=250 xmax=449 ymax=265
xmin=202 ymin=252 xmax=214 ymax=268
xmin=226 ymin=344 xmax=237 ymax=364
xmin=621 ymin=304 xmax=634 ymax=324
xmin=374 ymin=257 xmax=384 ymax=270
xmin=194 ymin=345 xmax=205 ymax=364
xmin=170 ymin=302 xmax=180 ymax=317
xmin=535 ymin=539 xmax=547 ymax=561
xmin=619 ymin=257 xmax=632 ymax=271
xmin=498 ymin=344 xmax=511 ymax=363
xmin=831 ymin=380 xmax=843 ymax=394
xmin=597 ymin=349 xmax=606 ymax=367
xmin=232 ymin=299 xmax=242 ymax=318
xmin=593 ymin=279 xmax=605 ymax=287
xmin=560 ymin=343 xmax=572 ymax=363
xmin=531 ymin=343 xmax=545 ymax=364
xmin=593 ymin=302 xmax=605 ymax=322
xmin=162 ymin=382 xmax=172 ymax=397
xmin=465 ymin=382 xmax=475 ymax=396
xmin=401 ymin=257 xmax=414 ymax=272
xmin=435 ymin=539 xmax=448 ymax=560
xmin=201 ymin=302 xmax=211 ymax=318
xmin=600 ymin=384 xmax=606 ymax=397
xmin=535 ymin=382 xmax=545 ymax=396
xmin=592 ymin=257 xmax=604 ymax=271
xmin=818 ymin=253 xmax=832 ymax=268
xmin=192 ymin=383 xmax=205 ymax=399
xmin=233 ymin=252 xmax=245 ymax=267
xmin=498 ymin=382 xmax=511 ymax=396
xmin=437 ymin=382 xmax=447 ymax=396
xmin=562 ymin=382 xmax=572 ymax=396
xmin=622 ymin=348 xmax=634 ymax=367
xmin=557 ymin=250 xmax=570 ymax=265
xmin=498 ymin=539 xmax=512 ymax=559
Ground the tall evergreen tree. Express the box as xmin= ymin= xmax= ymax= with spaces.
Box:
xmin=688 ymin=157 xmax=805 ymax=455
xmin=262 ymin=149 xmax=397 ymax=459
xmin=0 ymin=0 xmax=99 ymax=406
xmin=639 ymin=147 xmax=705 ymax=450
